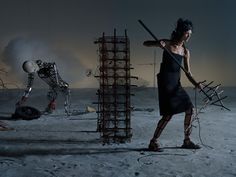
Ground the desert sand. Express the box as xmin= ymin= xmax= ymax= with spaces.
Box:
xmin=0 ymin=88 xmax=235 ymax=177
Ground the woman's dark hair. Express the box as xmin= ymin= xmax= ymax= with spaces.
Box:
xmin=171 ymin=18 xmax=193 ymax=42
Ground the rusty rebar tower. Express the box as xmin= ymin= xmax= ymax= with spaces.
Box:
xmin=94 ymin=29 xmax=137 ymax=143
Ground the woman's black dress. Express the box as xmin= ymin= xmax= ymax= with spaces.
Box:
xmin=157 ymin=50 xmax=193 ymax=116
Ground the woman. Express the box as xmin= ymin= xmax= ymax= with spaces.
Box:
xmin=143 ymin=18 xmax=202 ymax=151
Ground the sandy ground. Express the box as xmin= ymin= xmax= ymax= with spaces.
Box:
xmin=0 ymin=88 xmax=235 ymax=177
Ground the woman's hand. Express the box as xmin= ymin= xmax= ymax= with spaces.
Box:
xmin=159 ymin=40 xmax=166 ymax=48
xmin=196 ymin=82 xmax=203 ymax=90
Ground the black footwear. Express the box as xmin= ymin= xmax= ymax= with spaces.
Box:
xmin=181 ymin=139 xmax=201 ymax=149
xmin=148 ymin=139 xmax=161 ymax=151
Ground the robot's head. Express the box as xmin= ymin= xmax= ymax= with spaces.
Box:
xmin=22 ymin=60 xmax=40 ymax=73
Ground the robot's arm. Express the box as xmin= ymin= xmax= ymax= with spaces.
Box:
xmin=16 ymin=73 xmax=35 ymax=106
xmin=23 ymin=73 xmax=34 ymax=97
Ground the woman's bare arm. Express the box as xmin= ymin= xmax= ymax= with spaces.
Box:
xmin=143 ymin=39 xmax=169 ymax=48
xmin=183 ymin=48 xmax=199 ymax=87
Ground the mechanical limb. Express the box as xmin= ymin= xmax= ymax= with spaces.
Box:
xmin=61 ymin=84 xmax=71 ymax=116
xmin=48 ymin=62 xmax=70 ymax=114
xmin=45 ymin=88 xmax=57 ymax=113
xmin=149 ymin=115 xmax=172 ymax=151
xmin=152 ymin=115 xmax=172 ymax=140
xmin=184 ymin=108 xmax=193 ymax=140
xmin=182 ymin=108 xmax=200 ymax=149
xmin=16 ymin=73 xmax=34 ymax=107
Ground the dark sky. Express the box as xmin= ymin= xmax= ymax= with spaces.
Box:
xmin=0 ymin=0 xmax=235 ymax=88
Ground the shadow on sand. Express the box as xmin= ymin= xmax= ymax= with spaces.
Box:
xmin=0 ymin=143 xmax=191 ymax=157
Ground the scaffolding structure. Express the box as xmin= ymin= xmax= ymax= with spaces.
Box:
xmin=94 ymin=29 xmax=137 ymax=143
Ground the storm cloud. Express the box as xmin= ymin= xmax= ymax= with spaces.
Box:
xmin=1 ymin=37 xmax=86 ymax=88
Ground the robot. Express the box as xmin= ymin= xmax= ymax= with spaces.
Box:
xmin=16 ymin=60 xmax=71 ymax=115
